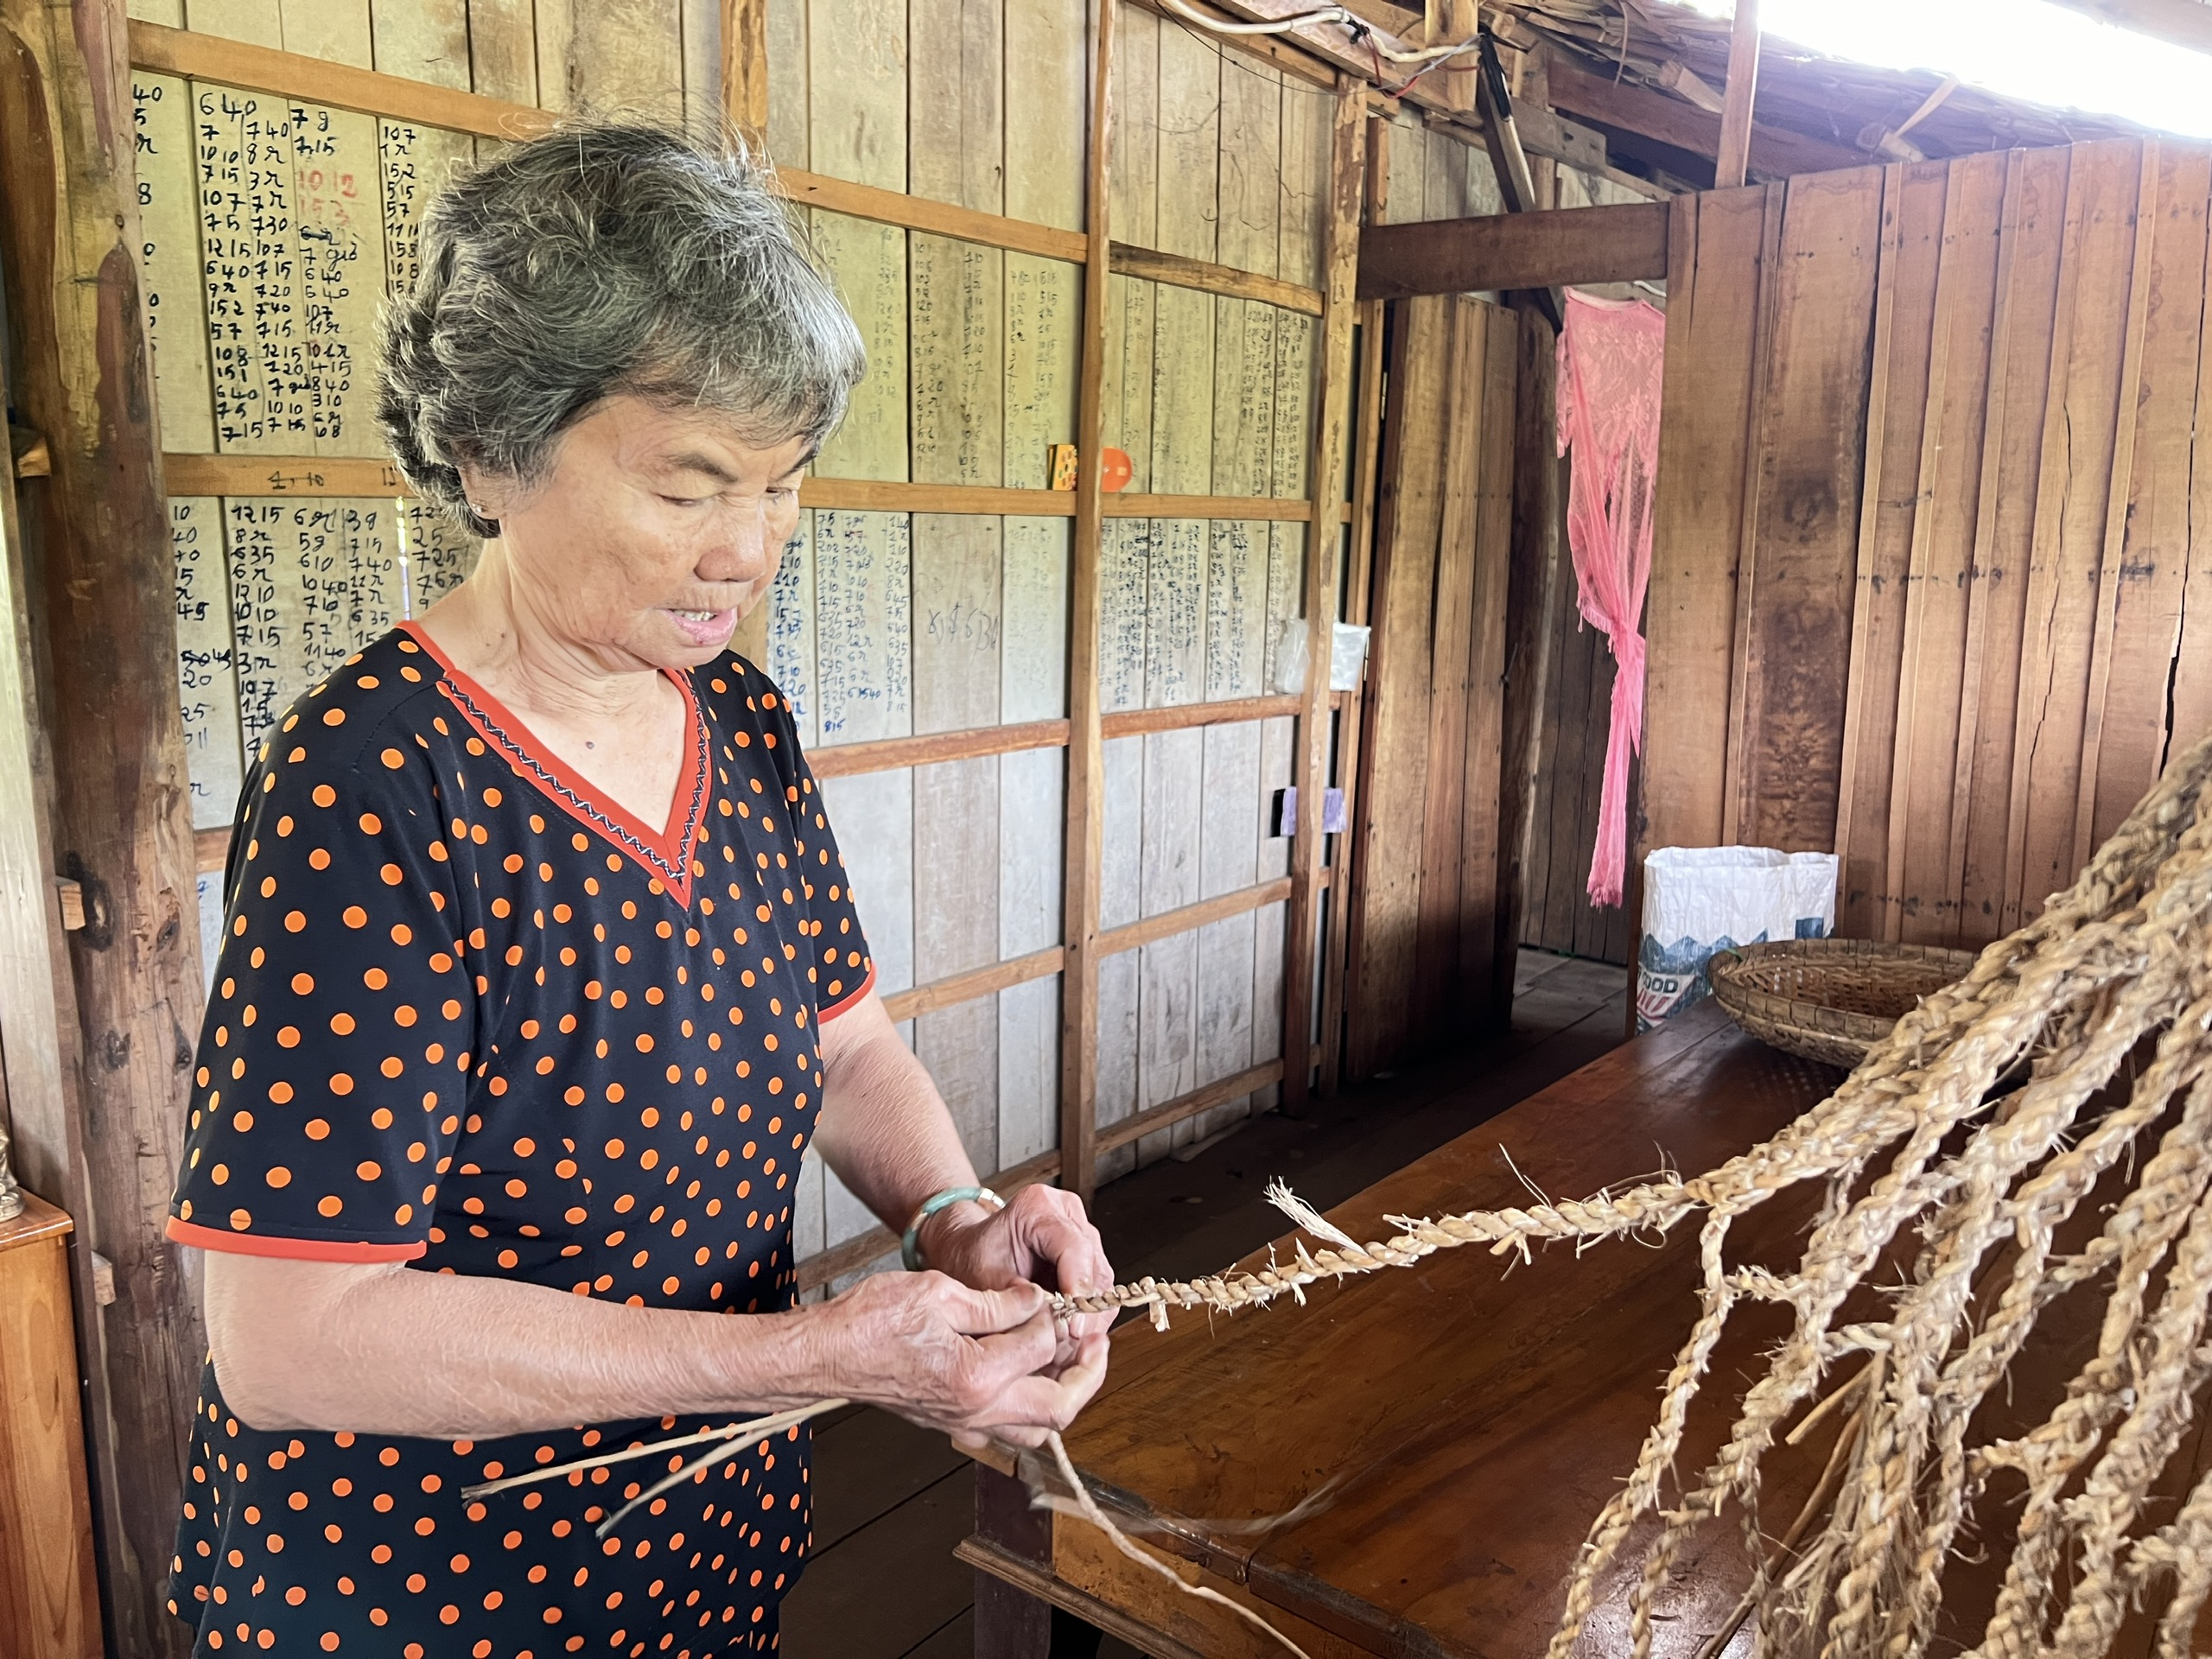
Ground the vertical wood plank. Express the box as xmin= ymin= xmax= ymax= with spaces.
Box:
xmin=2171 ymin=165 xmax=2212 ymax=761
xmin=1410 ymin=300 xmax=1484 ymax=1035
xmin=1000 ymin=0 xmax=1081 ymax=1176
xmin=1641 ymin=187 xmax=1770 ymax=861
xmin=1953 ymin=146 xmax=2069 ymax=944
xmin=1058 ymin=0 xmax=1116 ymax=1204
xmin=1457 ymin=304 xmax=1517 ymax=1007
xmin=1829 ymin=163 xmax=1935 ymax=939
xmin=1283 ymin=79 xmax=1362 ymax=1107
xmin=2082 ymin=143 xmax=2208 ymax=848
xmin=2069 ymin=140 xmax=2160 ymax=876
xmin=466 ymin=0 xmax=538 ymax=102
xmin=1885 ymin=152 xmax=2006 ymax=946
xmin=907 ymin=0 xmax=1006 ymax=1174
xmin=1317 ymin=293 xmax=1386 ymax=1093
xmin=1731 ymin=164 xmax=1885 ymax=855
xmin=1495 ymin=289 xmax=1566 ymax=1013
xmin=1343 ymin=295 xmax=1447 ymax=1077
xmin=724 ymin=0 xmax=769 ymax=138
xmin=2003 ymin=140 xmax=2145 ymax=929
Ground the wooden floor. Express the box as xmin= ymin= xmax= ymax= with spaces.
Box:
xmin=779 ymin=950 xmax=1629 ymax=1658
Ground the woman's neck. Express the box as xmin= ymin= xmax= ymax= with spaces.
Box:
xmin=418 ymin=543 xmax=669 ymax=730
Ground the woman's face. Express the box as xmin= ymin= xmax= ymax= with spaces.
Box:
xmin=468 ymin=396 xmax=813 ymax=672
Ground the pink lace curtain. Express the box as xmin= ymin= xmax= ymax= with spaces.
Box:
xmin=1556 ymin=289 xmax=1666 ymax=907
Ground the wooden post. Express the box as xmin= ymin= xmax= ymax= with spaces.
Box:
xmin=721 ymin=0 xmax=770 ymax=142
xmin=1493 ymin=299 xmax=1561 ymax=1029
xmin=1057 ymin=0 xmax=1116 ymax=1207
xmin=1282 ymin=79 xmax=1368 ymax=1112
xmin=1714 ymin=0 xmax=1760 ymax=189
xmin=0 ymin=1 xmax=205 ymax=1652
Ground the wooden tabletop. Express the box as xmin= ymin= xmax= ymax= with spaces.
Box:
xmin=1058 ymin=1002 xmax=1847 ymax=1658
xmin=0 ymin=1190 xmax=73 ymax=1255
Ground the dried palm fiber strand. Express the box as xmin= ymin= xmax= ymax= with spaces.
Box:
xmin=1053 ymin=727 xmax=2212 ymax=1658
xmin=487 ymin=730 xmax=2212 ymax=1656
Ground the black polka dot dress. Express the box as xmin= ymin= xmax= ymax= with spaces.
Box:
xmin=164 ymin=624 xmax=874 ymax=1658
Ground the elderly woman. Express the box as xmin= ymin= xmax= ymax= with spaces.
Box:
xmin=162 ymin=119 xmax=1114 ymax=1657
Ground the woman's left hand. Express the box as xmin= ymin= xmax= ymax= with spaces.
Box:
xmin=918 ymin=1185 xmax=1117 ymax=1365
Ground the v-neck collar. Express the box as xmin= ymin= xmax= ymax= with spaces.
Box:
xmin=397 ymin=621 xmax=710 ymax=907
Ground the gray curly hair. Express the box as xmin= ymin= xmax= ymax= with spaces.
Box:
xmin=377 ymin=118 xmax=866 ymax=537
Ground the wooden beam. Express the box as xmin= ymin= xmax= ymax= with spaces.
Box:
xmin=880 ymin=946 xmax=1066 ymax=1024
xmin=721 ymin=0 xmax=768 ymax=140
xmin=1714 ymin=0 xmax=1762 ymax=190
xmin=158 ymin=454 xmax=1317 ymax=522
xmin=2044 ymin=0 xmax=2212 ymax=53
xmin=1107 ymin=243 xmax=1323 ymax=315
xmin=781 ymin=169 xmax=1090 ymax=262
xmin=128 ymin=21 xmax=1093 ymax=264
xmin=1094 ymin=1060 xmax=1287 ymax=1155
xmin=1 ymin=3 xmax=203 ymax=1651
xmin=192 ymin=695 xmax=1340 ymax=874
xmin=1058 ymin=0 xmax=1116 ymax=1210
xmin=1099 ymin=693 xmax=1306 ymax=738
xmin=129 ymin=17 xmax=550 ymax=139
xmin=1285 ymin=79 xmax=1367 ymax=1112
xmin=1096 ymin=877 xmax=1295 ymax=960
xmin=1546 ymin=56 xmax=1859 ymax=181
xmin=1358 ymin=200 xmax=1669 ymax=300
xmin=809 ymin=719 xmax=1072 ymax=779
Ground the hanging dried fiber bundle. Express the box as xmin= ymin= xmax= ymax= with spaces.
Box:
xmin=1058 ymin=728 xmax=2212 ymax=1658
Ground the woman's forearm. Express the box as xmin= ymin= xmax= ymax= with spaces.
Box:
xmin=811 ymin=992 xmax=983 ymax=1237
xmin=207 ymin=1250 xmax=835 ymax=1438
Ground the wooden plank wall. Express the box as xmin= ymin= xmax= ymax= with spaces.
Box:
xmin=1339 ymin=292 xmax=1519 ymax=1077
xmin=1640 ymin=138 xmax=2212 ymax=955
xmin=123 ymin=0 xmax=1364 ymax=1295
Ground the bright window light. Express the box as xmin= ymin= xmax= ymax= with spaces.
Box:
xmin=1674 ymin=0 xmax=2212 ymax=141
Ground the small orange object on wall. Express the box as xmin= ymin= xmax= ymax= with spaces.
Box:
xmin=0 ymin=1192 xmax=103 ymax=1659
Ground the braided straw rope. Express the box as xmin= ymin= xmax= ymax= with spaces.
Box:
xmin=486 ymin=733 xmax=2212 ymax=1656
xmin=1045 ymin=728 xmax=2212 ymax=1657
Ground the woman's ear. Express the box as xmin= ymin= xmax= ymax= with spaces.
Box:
xmin=455 ymin=464 xmax=511 ymax=524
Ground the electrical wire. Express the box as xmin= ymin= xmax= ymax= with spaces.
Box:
xmin=1151 ymin=0 xmax=1487 ymax=68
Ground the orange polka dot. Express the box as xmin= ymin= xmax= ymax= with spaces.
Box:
xmin=342 ymin=906 xmax=368 ymax=928
xmin=317 ymin=1196 xmax=342 ymax=1217
xmin=264 ymin=1167 xmax=291 ymax=1189
xmin=312 ymin=784 xmax=338 ymax=806
xmin=304 ymin=1119 xmax=330 ymax=1141
xmin=381 ymin=748 xmax=406 ymax=770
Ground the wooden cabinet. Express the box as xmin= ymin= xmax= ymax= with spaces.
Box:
xmin=0 ymin=1193 xmax=102 ymax=1659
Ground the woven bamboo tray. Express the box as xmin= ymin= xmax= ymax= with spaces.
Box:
xmin=1706 ymin=938 xmax=1977 ymax=1069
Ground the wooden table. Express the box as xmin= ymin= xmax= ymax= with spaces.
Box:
xmin=963 ymin=1003 xmax=1847 ymax=1657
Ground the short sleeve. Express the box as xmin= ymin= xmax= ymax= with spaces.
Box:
xmin=169 ymin=720 xmax=477 ymax=1261
xmin=766 ymin=700 xmax=874 ymax=1022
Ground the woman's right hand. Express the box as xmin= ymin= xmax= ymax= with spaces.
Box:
xmin=804 ymin=1269 xmax=1109 ymax=1446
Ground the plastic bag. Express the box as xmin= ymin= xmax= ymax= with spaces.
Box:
xmin=1637 ymin=847 xmax=1839 ymax=1031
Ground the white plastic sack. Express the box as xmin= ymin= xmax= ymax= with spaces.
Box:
xmin=1637 ymin=847 xmax=1839 ymax=1031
